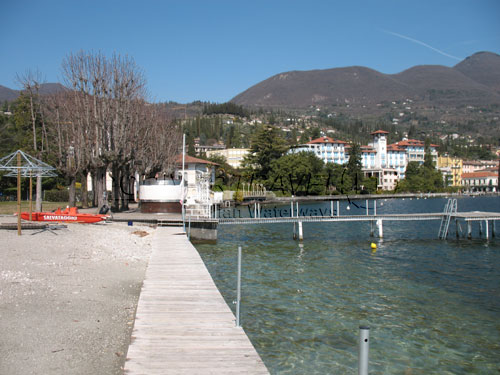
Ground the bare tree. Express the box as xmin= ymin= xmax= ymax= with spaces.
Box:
xmin=56 ymin=50 xmax=181 ymax=210
xmin=15 ymin=69 xmax=44 ymax=211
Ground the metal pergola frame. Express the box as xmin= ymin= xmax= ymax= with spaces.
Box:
xmin=0 ymin=150 xmax=57 ymax=235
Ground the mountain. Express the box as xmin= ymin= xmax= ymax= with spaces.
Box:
xmin=231 ymin=52 xmax=500 ymax=110
xmin=454 ymin=51 xmax=500 ymax=94
xmin=0 ymin=85 xmax=19 ymax=102
xmin=0 ymin=83 xmax=67 ymax=103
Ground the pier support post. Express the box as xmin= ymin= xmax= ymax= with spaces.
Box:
xmin=374 ymin=200 xmax=376 ymax=216
xmin=296 ymin=202 xmax=299 ymax=218
xmin=358 ymin=326 xmax=370 ymax=375
xmin=337 ymin=201 xmax=340 ymax=217
xmin=377 ymin=219 xmax=383 ymax=238
xmin=485 ymin=220 xmax=489 ymax=240
xmin=467 ymin=222 xmax=472 ymax=239
xmin=290 ymin=201 xmax=294 ymax=217
xmin=298 ymin=221 xmax=303 ymax=241
xmin=331 ymin=201 xmax=334 ymax=217
xmin=366 ymin=199 xmax=369 ymax=216
xmin=236 ymin=246 xmax=242 ymax=327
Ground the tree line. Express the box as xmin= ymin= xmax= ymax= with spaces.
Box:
xmin=206 ymin=124 xmax=448 ymax=195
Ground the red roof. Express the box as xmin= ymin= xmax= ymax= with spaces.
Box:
xmin=175 ymin=154 xmax=218 ymax=165
xmin=387 ymin=144 xmax=406 ymax=152
xmin=371 ymin=130 xmax=389 ymax=135
xmin=390 ymin=139 xmax=439 ymax=148
xmin=307 ymin=136 xmax=347 ymax=145
xmin=360 ymin=145 xmax=376 ymax=153
xmin=462 ymin=171 xmax=498 ymax=179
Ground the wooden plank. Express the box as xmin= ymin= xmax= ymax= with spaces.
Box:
xmin=124 ymin=227 xmax=269 ymax=375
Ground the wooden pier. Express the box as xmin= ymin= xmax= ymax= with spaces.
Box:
xmin=124 ymin=227 xmax=269 ymax=375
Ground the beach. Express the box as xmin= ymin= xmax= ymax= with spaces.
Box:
xmin=0 ymin=218 xmax=153 ymax=375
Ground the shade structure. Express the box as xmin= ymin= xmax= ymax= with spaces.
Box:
xmin=0 ymin=150 xmax=56 ymax=173
xmin=0 ymin=150 xmax=57 ymax=235
xmin=4 ymin=169 xmax=58 ymax=178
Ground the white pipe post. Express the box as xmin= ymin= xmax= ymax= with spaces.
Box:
xmin=296 ymin=202 xmax=299 ymax=218
xmin=467 ymin=221 xmax=472 ymax=239
xmin=366 ymin=199 xmax=369 ymax=216
xmin=377 ymin=219 xmax=383 ymax=238
xmin=330 ymin=200 xmax=334 ymax=217
xmin=485 ymin=220 xmax=489 ymax=240
xmin=290 ymin=201 xmax=293 ymax=217
xmin=374 ymin=200 xmax=377 ymax=216
xmin=236 ymin=246 xmax=242 ymax=327
xmin=337 ymin=201 xmax=340 ymax=217
xmin=182 ymin=134 xmax=186 ymax=232
xmin=298 ymin=221 xmax=303 ymax=241
xmin=358 ymin=326 xmax=370 ymax=375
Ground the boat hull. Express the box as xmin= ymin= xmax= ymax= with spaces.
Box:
xmin=20 ymin=212 xmax=109 ymax=223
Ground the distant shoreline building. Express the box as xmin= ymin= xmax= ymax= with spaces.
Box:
xmin=290 ymin=130 xmax=439 ymax=190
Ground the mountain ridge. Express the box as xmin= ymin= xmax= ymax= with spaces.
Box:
xmin=0 ymin=83 xmax=67 ymax=103
xmin=231 ymin=51 xmax=500 ymax=110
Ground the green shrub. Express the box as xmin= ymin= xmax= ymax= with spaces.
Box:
xmin=234 ymin=190 xmax=243 ymax=203
xmin=44 ymin=189 xmax=69 ymax=202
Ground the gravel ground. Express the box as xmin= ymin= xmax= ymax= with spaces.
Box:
xmin=0 ymin=218 xmax=154 ymax=375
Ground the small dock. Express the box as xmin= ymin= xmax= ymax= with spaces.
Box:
xmin=124 ymin=227 xmax=269 ymax=374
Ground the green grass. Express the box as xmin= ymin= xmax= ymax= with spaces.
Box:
xmin=0 ymin=201 xmax=74 ymax=215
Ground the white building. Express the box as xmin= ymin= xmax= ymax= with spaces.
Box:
xmin=289 ymin=136 xmax=348 ymax=164
xmin=461 ymin=171 xmax=498 ymax=192
xmin=289 ymin=130 xmax=439 ymax=191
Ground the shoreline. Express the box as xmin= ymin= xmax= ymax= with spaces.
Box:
xmin=0 ymin=219 xmax=154 ymax=375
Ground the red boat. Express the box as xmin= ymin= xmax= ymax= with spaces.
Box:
xmin=20 ymin=207 xmax=110 ymax=223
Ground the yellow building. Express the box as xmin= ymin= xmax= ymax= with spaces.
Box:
xmin=206 ymin=148 xmax=249 ymax=168
xmin=437 ymin=156 xmax=463 ymax=186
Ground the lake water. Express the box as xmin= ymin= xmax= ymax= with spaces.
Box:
xmin=195 ymin=196 xmax=500 ymax=374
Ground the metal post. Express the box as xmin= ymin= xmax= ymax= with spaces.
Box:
xmin=337 ymin=201 xmax=340 ymax=217
xmin=188 ymin=215 xmax=191 ymax=240
xmin=377 ymin=219 xmax=383 ymax=238
xmin=17 ymin=152 xmax=21 ymax=236
xmin=366 ymin=199 xmax=368 ymax=216
xmin=467 ymin=221 xmax=472 ymax=239
xmin=485 ymin=220 xmax=489 ymax=240
xmin=236 ymin=246 xmax=242 ymax=327
xmin=298 ymin=221 xmax=303 ymax=241
xmin=29 ymin=171 xmax=33 ymax=221
xmin=358 ymin=326 xmax=370 ymax=375
xmin=290 ymin=201 xmax=293 ymax=217
xmin=330 ymin=200 xmax=334 ymax=217
xmin=374 ymin=200 xmax=377 ymax=216
xmin=296 ymin=202 xmax=299 ymax=218
xmin=182 ymin=134 xmax=186 ymax=232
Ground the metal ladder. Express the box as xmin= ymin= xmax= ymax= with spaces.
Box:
xmin=438 ymin=198 xmax=457 ymax=239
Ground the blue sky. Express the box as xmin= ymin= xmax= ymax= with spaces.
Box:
xmin=1 ymin=0 xmax=499 ymax=103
